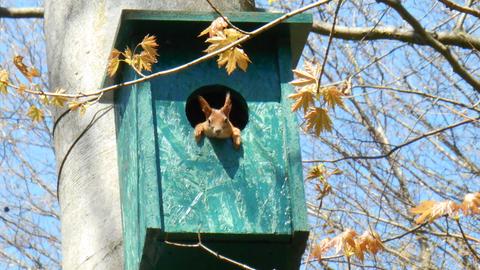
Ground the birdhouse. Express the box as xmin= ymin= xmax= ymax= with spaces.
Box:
xmin=111 ymin=10 xmax=312 ymax=270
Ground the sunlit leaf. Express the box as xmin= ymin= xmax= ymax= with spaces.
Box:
xmin=122 ymin=47 xmax=133 ymax=65
xmin=13 ymin=55 xmax=40 ymax=82
xmin=140 ymin=34 xmax=159 ymax=62
xmin=291 ymin=69 xmax=317 ymax=87
xmin=107 ymin=49 xmax=121 ymax=77
xmin=306 ymin=165 xmax=326 ymax=180
xmin=461 ymin=192 xmax=480 ymax=216
xmin=138 ymin=51 xmax=156 ymax=72
xmin=199 ymin=17 xmax=229 ymax=38
xmin=51 ymin=88 xmax=68 ymax=107
xmin=322 ymin=85 xmax=345 ymax=109
xmin=318 ymin=229 xmax=358 ymax=258
xmin=202 ymin=27 xmax=250 ymax=75
xmin=17 ymin=84 xmax=26 ymax=95
xmin=288 ymin=85 xmax=315 ymax=113
xmin=27 ymin=105 xmax=44 ymax=122
xmin=217 ymin=47 xmax=251 ymax=75
xmin=39 ymin=94 xmax=50 ymax=105
xmin=68 ymin=101 xmax=89 ymax=115
xmin=0 ymin=69 xmax=8 ymax=94
xmin=410 ymin=200 xmax=459 ymax=224
xmin=331 ymin=168 xmax=343 ymax=175
xmin=305 ymin=107 xmax=333 ymax=136
xmin=355 ymin=230 xmax=384 ymax=261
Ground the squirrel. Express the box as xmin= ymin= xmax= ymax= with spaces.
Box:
xmin=194 ymin=92 xmax=242 ymax=149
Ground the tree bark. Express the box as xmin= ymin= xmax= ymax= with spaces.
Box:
xmin=44 ymin=0 xmax=254 ymax=269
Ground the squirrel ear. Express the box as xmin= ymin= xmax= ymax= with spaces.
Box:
xmin=222 ymin=92 xmax=232 ymax=117
xmin=198 ymin=96 xmax=212 ymax=117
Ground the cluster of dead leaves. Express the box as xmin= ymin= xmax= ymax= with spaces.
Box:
xmin=289 ymin=62 xmax=349 ymax=136
xmin=107 ymin=34 xmax=159 ymax=77
xmin=199 ymin=17 xmax=251 ymax=75
xmin=2 ymin=56 xmax=46 ymax=122
xmin=306 ymin=165 xmax=342 ymax=200
xmin=1 ymin=56 xmax=79 ymax=122
xmin=410 ymin=192 xmax=480 ymax=224
xmin=312 ymin=229 xmax=384 ymax=261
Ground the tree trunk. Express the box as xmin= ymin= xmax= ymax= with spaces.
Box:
xmin=44 ymin=1 xmax=254 ymax=269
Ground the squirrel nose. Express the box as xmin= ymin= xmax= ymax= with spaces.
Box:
xmin=214 ymin=129 xmax=221 ymax=134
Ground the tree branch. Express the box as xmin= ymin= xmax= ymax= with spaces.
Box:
xmin=377 ymin=0 xmax=480 ymax=92
xmin=438 ymin=0 xmax=480 ymax=18
xmin=303 ymin=116 xmax=479 ymax=163
xmin=312 ymin=21 xmax=480 ymax=51
xmin=456 ymin=219 xmax=480 ymax=263
xmin=165 ymin=233 xmax=256 ymax=270
xmin=0 ymin=7 xmax=44 ymax=18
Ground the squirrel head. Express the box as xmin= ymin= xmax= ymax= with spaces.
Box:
xmin=198 ymin=92 xmax=232 ymax=136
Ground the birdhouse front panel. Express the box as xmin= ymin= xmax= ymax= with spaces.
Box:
xmin=113 ymin=11 xmax=312 ymax=270
xmin=150 ymin=28 xmax=291 ymax=235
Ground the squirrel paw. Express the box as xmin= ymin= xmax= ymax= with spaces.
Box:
xmin=232 ymin=128 xmax=241 ymax=149
xmin=194 ymin=125 xmax=203 ymax=143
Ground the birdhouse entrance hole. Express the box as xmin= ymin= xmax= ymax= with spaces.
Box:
xmin=185 ymin=85 xmax=249 ymax=130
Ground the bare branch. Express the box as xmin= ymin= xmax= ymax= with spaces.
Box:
xmin=438 ymin=0 xmax=480 ymax=18
xmin=0 ymin=7 xmax=44 ymax=18
xmin=456 ymin=219 xmax=480 ymax=263
xmin=377 ymin=0 xmax=480 ymax=92
xmin=303 ymin=116 xmax=479 ymax=163
xmin=311 ymin=21 xmax=480 ymax=51
xmin=165 ymin=233 xmax=256 ymax=270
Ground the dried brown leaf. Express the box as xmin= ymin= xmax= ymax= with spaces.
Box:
xmin=199 ymin=17 xmax=229 ymax=38
xmin=140 ymin=34 xmax=159 ymax=59
xmin=107 ymin=49 xmax=121 ymax=77
xmin=319 ymin=229 xmax=358 ymax=258
xmin=461 ymin=192 xmax=480 ymax=216
xmin=322 ymin=86 xmax=345 ymax=110
xmin=27 ymin=105 xmax=44 ymax=122
xmin=13 ymin=55 xmax=40 ymax=82
xmin=122 ymin=47 xmax=133 ymax=65
xmin=288 ymin=85 xmax=315 ymax=113
xmin=68 ymin=101 xmax=88 ymax=115
xmin=0 ymin=69 xmax=8 ymax=94
xmin=355 ymin=230 xmax=384 ymax=260
xmin=51 ymin=88 xmax=68 ymax=107
xmin=305 ymin=107 xmax=333 ymax=136
xmin=410 ymin=200 xmax=459 ymax=224
xmin=290 ymin=68 xmax=317 ymax=87
xmin=306 ymin=165 xmax=326 ymax=180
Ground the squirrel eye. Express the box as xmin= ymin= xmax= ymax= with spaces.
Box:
xmin=208 ymin=118 xmax=211 ymax=124
xmin=224 ymin=117 xmax=227 ymax=123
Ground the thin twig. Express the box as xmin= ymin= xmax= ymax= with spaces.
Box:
xmin=351 ymin=84 xmax=480 ymax=113
xmin=165 ymin=233 xmax=256 ymax=270
xmin=9 ymin=0 xmax=331 ymax=104
xmin=303 ymin=116 xmax=479 ymax=163
xmin=383 ymin=222 xmax=428 ymax=243
xmin=204 ymin=0 xmax=251 ymax=35
xmin=377 ymin=0 xmax=480 ymax=93
xmin=317 ymin=0 xmax=343 ymax=93
xmin=455 ymin=219 xmax=480 ymax=263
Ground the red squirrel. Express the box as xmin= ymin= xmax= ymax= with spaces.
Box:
xmin=194 ymin=92 xmax=242 ymax=149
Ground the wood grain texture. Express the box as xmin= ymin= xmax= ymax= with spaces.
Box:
xmin=113 ymin=11 xmax=311 ymax=269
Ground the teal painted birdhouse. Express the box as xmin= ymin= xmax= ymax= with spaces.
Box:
xmin=112 ymin=10 xmax=312 ymax=270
